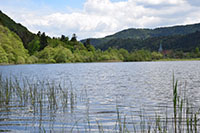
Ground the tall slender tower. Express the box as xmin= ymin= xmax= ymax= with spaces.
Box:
xmin=158 ymin=41 xmax=163 ymax=53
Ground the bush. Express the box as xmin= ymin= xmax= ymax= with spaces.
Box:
xmin=151 ymin=52 xmax=163 ymax=60
xmin=0 ymin=46 xmax=8 ymax=63
xmin=16 ymin=56 xmax=25 ymax=64
xmin=54 ymin=46 xmax=73 ymax=63
xmin=26 ymin=56 xmax=38 ymax=64
xmin=48 ymin=59 xmax=56 ymax=63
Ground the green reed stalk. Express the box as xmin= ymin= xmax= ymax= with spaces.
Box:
xmin=123 ymin=115 xmax=129 ymax=133
xmin=194 ymin=113 xmax=197 ymax=133
xmin=96 ymin=120 xmax=104 ymax=133
xmin=190 ymin=114 xmax=193 ymax=132
xmin=178 ymin=99 xmax=183 ymax=132
xmin=173 ymin=75 xmax=178 ymax=133
xmin=116 ymin=106 xmax=122 ymax=132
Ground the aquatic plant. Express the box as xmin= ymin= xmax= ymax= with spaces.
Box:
xmin=0 ymin=75 xmax=200 ymax=132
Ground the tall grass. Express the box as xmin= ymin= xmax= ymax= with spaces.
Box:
xmin=0 ymin=75 xmax=76 ymax=115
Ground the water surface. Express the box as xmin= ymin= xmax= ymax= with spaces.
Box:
xmin=0 ymin=61 xmax=200 ymax=132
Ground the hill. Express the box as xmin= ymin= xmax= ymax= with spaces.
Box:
xmin=98 ymin=31 xmax=200 ymax=52
xmin=0 ymin=10 xmax=35 ymax=49
xmin=82 ymin=23 xmax=200 ymax=51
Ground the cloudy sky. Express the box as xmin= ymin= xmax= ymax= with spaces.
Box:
xmin=1 ymin=0 xmax=200 ymax=40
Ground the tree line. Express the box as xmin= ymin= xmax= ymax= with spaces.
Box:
xmin=21 ymin=31 xmax=166 ymax=64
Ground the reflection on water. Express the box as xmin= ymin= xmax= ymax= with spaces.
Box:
xmin=0 ymin=61 xmax=200 ymax=132
xmin=0 ymin=79 xmax=77 ymax=132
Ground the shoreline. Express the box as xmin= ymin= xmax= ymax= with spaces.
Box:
xmin=1 ymin=58 xmax=200 ymax=66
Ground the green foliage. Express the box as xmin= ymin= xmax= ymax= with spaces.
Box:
xmin=54 ymin=46 xmax=73 ymax=63
xmin=16 ymin=56 xmax=25 ymax=64
xmin=94 ymin=31 xmax=200 ymax=53
xmin=39 ymin=32 xmax=48 ymax=51
xmin=84 ymin=39 xmax=96 ymax=52
xmin=72 ymin=42 xmax=87 ymax=51
xmin=107 ymin=48 xmax=123 ymax=61
xmin=151 ymin=52 xmax=163 ymax=60
xmin=195 ymin=47 xmax=199 ymax=53
xmin=60 ymin=35 xmax=69 ymax=43
xmin=35 ymin=43 xmax=134 ymax=63
xmin=0 ymin=46 xmax=8 ymax=63
xmin=0 ymin=24 xmax=29 ymax=64
xmin=93 ymin=49 xmax=103 ymax=61
xmin=128 ymin=49 xmax=152 ymax=61
xmin=36 ymin=45 xmax=74 ymax=63
xmin=0 ymin=11 xmax=35 ymax=49
xmin=82 ymin=23 xmax=200 ymax=48
xmin=73 ymin=49 xmax=95 ymax=62
xmin=118 ymin=48 xmax=129 ymax=61
xmin=70 ymin=33 xmax=77 ymax=42
xmin=100 ymin=54 xmax=111 ymax=61
xmin=48 ymin=38 xmax=65 ymax=48
xmin=36 ymin=46 xmax=56 ymax=63
xmin=7 ymin=53 xmax=15 ymax=64
xmin=194 ymin=47 xmax=200 ymax=57
xmin=26 ymin=55 xmax=38 ymax=64
xmin=27 ymin=36 xmax=40 ymax=55
xmin=87 ymin=44 xmax=95 ymax=52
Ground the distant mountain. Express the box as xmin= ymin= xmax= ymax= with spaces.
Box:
xmin=81 ymin=23 xmax=200 ymax=51
xmin=98 ymin=31 xmax=200 ymax=52
xmin=0 ymin=10 xmax=36 ymax=49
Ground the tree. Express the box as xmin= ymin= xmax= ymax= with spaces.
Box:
xmin=39 ymin=32 xmax=48 ymax=51
xmin=195 ymin=47 xmax=200 ymax=57
xmin=84 ymin=39 xmax=95 ymax=52
xmin=27 ymin=37 xmax=40 ymax=55
xmin=54 ymin=46 xmax=74 ymax=63
xmin=119 ymin=48 xmax=129 ymax=61
xmin=84 ymin=39 xmax=90 ymax=46
xmin=61 ymin=35 xmax=66 ymax=41
xmin=195 ymin=47 xmax=199 ymax=54
xmin=16 ymin=56 xmax=25 ymax=64
xmin=0 ymin=46 xmax=8 ymax=63
xmin=151 ymin=52 xmax=163 ymax=60
xmin=0 ymin=25 xmax=29 ymax=64
xmin=129 ymin=49 xmax=152 ymax=61
xmin=70 ymin=33 xmax=77 ymax=42
xmin=37 ymin=31 xmax=41 ymax=37
xmin=60 ymin=35 xmax=69 ymax=43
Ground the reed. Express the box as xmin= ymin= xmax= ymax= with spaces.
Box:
xmin=0 ymin=74 xmax=200 ymax=132
xmin=173 ymin=75 xmax=178 ymax=133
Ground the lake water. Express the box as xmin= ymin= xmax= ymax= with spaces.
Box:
xmin=1 ymin=61 xmax=200 ymax=132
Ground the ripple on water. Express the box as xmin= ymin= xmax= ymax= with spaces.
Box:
xmin=1 ymin=61 xmax=200 ymax=132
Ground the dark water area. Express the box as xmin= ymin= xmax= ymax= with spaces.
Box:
xmin=0 ymin=61 xmax=200 ymax=132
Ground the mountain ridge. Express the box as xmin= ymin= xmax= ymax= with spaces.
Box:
xmin=81 ymin=22 xmax=200 ymax=50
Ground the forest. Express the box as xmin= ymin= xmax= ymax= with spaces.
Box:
xmin=83 ymin=22 xmax=200 ymax=49
xmin=0 ymin=10 xmax=200 ymax=64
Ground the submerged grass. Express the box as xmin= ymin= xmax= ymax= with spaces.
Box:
xmin=0 ymin=74 xmax=200 ymax=132
xmin=0 ymin=74 xmax=76 ymax=116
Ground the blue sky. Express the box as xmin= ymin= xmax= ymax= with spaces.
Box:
xmin=0 ymin=0 xmax=200 ymax=39
xmin=1 ymin=0 xmax=85 ymax=12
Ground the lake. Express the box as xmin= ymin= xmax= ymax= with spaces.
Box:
xmin=0 ymin=61 xmax=200 ymax=132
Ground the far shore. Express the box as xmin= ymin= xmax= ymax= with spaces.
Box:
xmin=156 ymin=58 xmax=200 ymax=61
xmin=1 ymin=58 xmax=200 ymax=66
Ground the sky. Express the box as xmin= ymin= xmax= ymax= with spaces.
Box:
xmin=0 ymin=0 xmax=200 ymax=40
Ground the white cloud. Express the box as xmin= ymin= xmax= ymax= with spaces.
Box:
xmin=134 ymin=0 xmax=186 ymax=5
xmin=2 ymin=0 xmax=200 ymax=39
